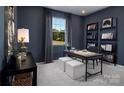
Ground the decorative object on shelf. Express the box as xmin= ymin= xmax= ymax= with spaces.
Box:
xmin=17 ymin=28 xmax=29 ymax=52
xmin=103 ymin=54 xmax=114 ymax=62
xmin=87 ymin=23 xmax=98 ymax=31
xmin=101 ymin=33 xmax=113 ymax=39
xmin=87 ymin=43 xmax=96 ymax=48
xmin=101 ymin=44 xmax=112 ymax=52
xmin=102 ymin=18 xmax=112 ymax=28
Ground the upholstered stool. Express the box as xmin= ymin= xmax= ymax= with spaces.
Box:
xmin=58 ymin=57 xmax=73 ymax=72
xmin=65 ymin=60 xmax=85 ymax=80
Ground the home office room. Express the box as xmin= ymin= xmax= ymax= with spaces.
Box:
xmin=0 ymin=1 xmax=124 ymax=91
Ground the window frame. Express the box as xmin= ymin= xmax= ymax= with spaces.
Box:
xmin=52 ymin=16 xmax=67 ymax=46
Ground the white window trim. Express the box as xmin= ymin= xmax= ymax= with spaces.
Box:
xmin=52 ymin=16 xmax=67 ymax=46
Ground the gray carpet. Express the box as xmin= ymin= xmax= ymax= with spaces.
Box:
xmin=37 ymin=61 xmax=124 ymax=86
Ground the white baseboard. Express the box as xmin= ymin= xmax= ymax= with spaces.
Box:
xmin=116 ymin=64 xmax=124 ymax=70
xmin=36 ymin=62 xmax=44 ymax=65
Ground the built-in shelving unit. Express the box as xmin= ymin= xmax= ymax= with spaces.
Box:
xmin=99 ymin=18 xmax=117 ymax=65
xmin=86 ymin=17 xmax=117 ymax=65
xmin=86 ymin=23 xmax=98 ymax=50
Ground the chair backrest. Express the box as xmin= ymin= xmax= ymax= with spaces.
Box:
xmin=87 ymin=47 xmax=98 ymax=53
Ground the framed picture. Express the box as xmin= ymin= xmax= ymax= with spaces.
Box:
xmin=101 ymin=44 xmax=112 ymax=52
xmin=87 ymin=23 xmax=98 ymax=30
xmin=87 ymin=43 xmax=96 ymax=48
xmin=101 ymin=32 xmax=113 ymax=39
xmin=102 ymin=18 xmax=112 ymax=28
xmin=103 ymin=54 xmax=114 ymax=62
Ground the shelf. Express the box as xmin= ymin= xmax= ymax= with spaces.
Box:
xmin=99 ymin=51 xmax=114 ymax=54
xmin=100 ymin=39 xmax=117 ymax=41
xmin=100 ymin=26 xmax=117 ymax=30
xmin=87 ymin=38 xmax=98 ymax=40
xmin=87 ymin=40 xmax=98 ymax=43
xmin=87 ymin=30 xmax=98 ymax=31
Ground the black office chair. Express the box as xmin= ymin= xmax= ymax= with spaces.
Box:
xmin=87 ymin=46 xmax=99 ymax=69
xmin=87 ymin=46 xmax=98 ymax=53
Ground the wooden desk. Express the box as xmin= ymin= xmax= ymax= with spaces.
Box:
xmin=1 ymin=54 xmax=37 ymax=86
xmin=64 ymin=50 xmax=103 ymax=81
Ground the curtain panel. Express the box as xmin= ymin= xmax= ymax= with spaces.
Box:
xmin=44 ymin=9 xmax=53 ymax=63
xmin=66 ymin=14 xmax=72 ymax=48
xmin=44 ymin=8 xmax=73 ymax=63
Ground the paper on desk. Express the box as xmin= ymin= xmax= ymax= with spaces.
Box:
xmin=73 ymin=50 xmax=97 ymax=57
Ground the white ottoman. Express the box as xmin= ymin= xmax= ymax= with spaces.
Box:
xmin=65 ymin=60 xmax=85 ymax=80
xmin=58 ymin=57 xmax=73 ymax=72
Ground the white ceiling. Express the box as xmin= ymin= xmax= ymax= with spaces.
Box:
xmin=45 ymin=6 xmax=109 ymax=16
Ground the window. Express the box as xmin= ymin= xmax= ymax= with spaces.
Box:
xmin=52 ymin=17 xmax=66 ymax=45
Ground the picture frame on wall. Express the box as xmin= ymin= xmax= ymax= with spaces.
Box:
xmin=87 ymin=23 xmax=98 ymax=30
xmin=103 ymin=54 xmax=114 ymax=62
xmin=101 ymin=44 xmax=113 ymax=52
xmin=102 ymin=18 xmax=112 ymax=28
xmin=87 ymin=43 xmax=96 ymax=48
xmin=101 ymin=32 xmax=113 ymax=39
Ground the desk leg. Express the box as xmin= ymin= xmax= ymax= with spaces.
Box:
xmin=101 ymin=58 xmax=103 ymax=75
xmin=1 ymin=74 xmax=5 ymax=86
xmin=96 ymin=59 xmax=98 ymax=66
xmin=32 ymin=67 xmax=37 ymax=86
xmin=93 ymin=60 xmax=95 ymax=69
xmin=85 ymin=59 xmax=88 ymax=81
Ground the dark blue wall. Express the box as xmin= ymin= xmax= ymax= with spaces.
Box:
xmin=71 ymin=14 xmax=84 ymax=49
xmin=17 ymin=6 xmax=84 ymax=61
xmin=17 ymin=6 xmax=45 ymax=62
xmin=84 ymin=6 xmax=124 ymax=65
xmin=0 ymin=6 xmax=4 ymax=70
